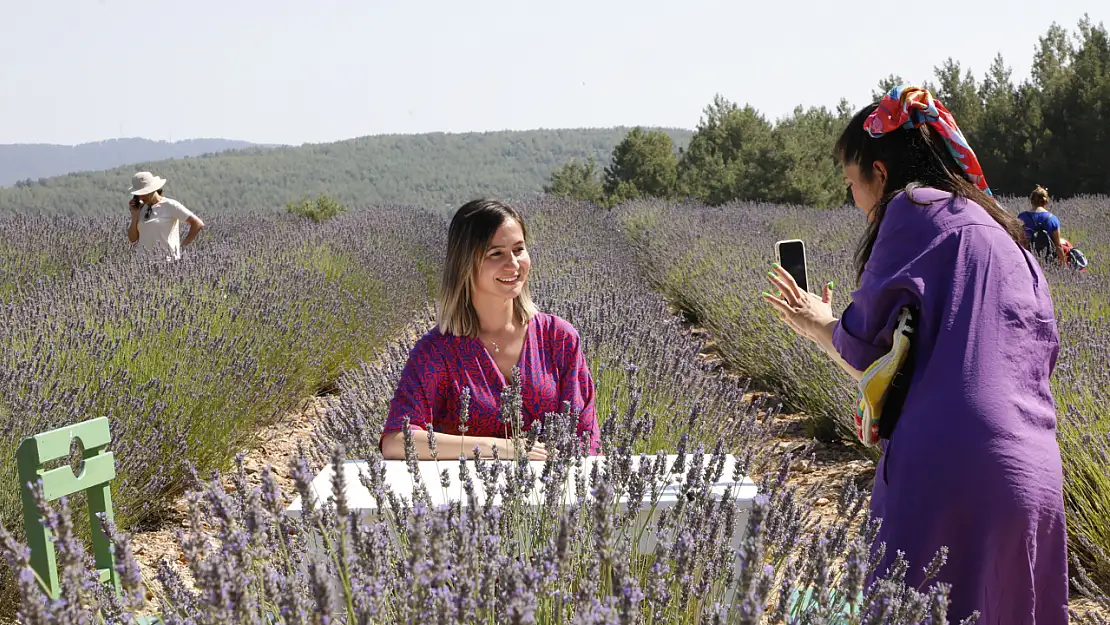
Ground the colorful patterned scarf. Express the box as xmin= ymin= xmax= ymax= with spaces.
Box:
xmin=864 ymin=85 xmax=992 ymax=196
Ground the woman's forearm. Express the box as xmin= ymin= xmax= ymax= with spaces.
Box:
xmin=380 ymin=430 xmax=508 ymax=460
xmin=181 ymin=219 xmax=204 ymax=247
xmin=814 ymin=319 xmax=865 ymax=382
xmin=1052 ymin=231 xmax=1067 ymax=265
xmin=181 ymin=229 xmax=200 ymax=248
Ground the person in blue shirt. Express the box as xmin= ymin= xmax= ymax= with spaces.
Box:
xmin=1017 ymin=185 xmax=1067 ymax=266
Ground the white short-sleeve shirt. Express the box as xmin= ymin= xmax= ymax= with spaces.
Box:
xmin=135 ymin=197 xmax=197 ymax=261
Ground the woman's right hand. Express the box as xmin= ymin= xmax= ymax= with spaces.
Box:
xmin=484 ymin=438 xmax=548 ymax=461
xmin=763 ymin=264 xmax=836 ymax=344
xmin=525 ymin=441 xmax=548 ymax=461
xmin=129 ymin=199 xmax=141 ymax=218
xmin=381 ymin=430 xmax=549 ymax=461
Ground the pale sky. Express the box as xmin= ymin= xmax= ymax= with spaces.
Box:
xmin=1 ymin=0 xmax=1104 ymax=146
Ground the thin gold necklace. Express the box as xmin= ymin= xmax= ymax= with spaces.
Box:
xmin=481 ymin=321 xmax=519 ymax=354
xmin=481 ymin=334 xmax=504 ymax=354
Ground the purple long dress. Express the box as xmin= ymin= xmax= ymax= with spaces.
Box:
xmin=831 ymin=187 xmax=1069 ymax=624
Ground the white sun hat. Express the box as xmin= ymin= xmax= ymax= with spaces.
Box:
xmin=128 ymin=171 xmax=167 ymax=195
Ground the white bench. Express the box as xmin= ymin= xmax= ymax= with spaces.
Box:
xmin=286 ymin=453 xmax=759 ymax=553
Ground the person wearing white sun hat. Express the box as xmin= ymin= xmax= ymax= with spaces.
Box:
xmin=127 ymin=171 xmax=204 ymax=261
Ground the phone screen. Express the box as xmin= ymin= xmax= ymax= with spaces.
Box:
xmin=777 ymin=240 xmax=808 ymax=292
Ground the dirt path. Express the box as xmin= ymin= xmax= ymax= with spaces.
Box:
xmin=128 ymin=393 xmax=334 ymax=607
xmin=688 ymin=320 xmax=877 ymax=526
xmin=126 ymin=313 xmax=432 ymax=608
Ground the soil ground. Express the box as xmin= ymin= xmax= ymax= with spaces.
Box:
xmin=129 ymin=394 xmax=332 ymax=610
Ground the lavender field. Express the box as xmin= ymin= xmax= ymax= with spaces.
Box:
xmin=618 ymin=195 xmax=1110 ymax=596
xmin=0 ymin=197 xmax=1107 ymax=622
xmin=0 ymin=205 xmax=442 ymax=609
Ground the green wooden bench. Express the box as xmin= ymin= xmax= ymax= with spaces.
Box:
xmin=17 ymin=417 xmax=161 ymax=624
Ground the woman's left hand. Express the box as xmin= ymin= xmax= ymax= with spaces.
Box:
xmin=762 ymin=264 xmax=836 ymax=344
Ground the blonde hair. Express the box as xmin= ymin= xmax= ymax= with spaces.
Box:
xmin=1030 ymin=185 xmax=1050 ymax=208
xmin=437 ymin=199 xmax=538 ymax=337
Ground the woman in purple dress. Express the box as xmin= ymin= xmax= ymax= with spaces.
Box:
xmin=381 ymin=198 xmax=601 ymax=461
xmin=763 ymin=86 xmax=1069 ymax=623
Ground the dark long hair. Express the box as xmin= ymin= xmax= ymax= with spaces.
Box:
xmin=835 ymin=102 xmax=1027 ymax=281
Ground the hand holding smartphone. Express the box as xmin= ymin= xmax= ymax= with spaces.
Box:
xmin=775 ymin=239 xmax=809 ymax=293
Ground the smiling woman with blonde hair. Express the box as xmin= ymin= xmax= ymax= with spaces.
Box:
xmin=380 ymin=198 xmax=601 ymax=460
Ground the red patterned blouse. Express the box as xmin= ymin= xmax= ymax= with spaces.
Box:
xmin=382 ymin=312 xmax=601 ymax=455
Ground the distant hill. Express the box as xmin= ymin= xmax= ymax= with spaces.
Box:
xmin=0 ymin=128 xmax=693 ymax=215
xmin=0 ymin=138 xmax=273 ymax=188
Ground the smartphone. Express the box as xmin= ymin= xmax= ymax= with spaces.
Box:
xmin=775 ymin=239 xmax=809 ymax=293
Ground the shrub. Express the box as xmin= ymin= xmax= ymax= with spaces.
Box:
xmin=0 ymin=392 xmax=987 ymax=624
xmin=285 ymin=193 xmax=348 ymax=223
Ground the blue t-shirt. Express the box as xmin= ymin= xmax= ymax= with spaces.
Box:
xmin=1017 ymin=210 xmax=1060 ymax=241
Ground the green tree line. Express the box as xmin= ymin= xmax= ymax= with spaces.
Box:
xmin=0 ymin=128 xmax=692 ymax=216
xmin=547 ymin=16 xmax=1110 ymax=208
